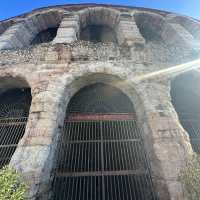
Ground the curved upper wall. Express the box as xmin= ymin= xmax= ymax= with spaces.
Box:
xmin=0 ymin=3 xmax=198 ymax=24
xmin=0 ymin=3 xmax=199 ymax=50
xmin=0 ymin=4 xmax=169 ymax=21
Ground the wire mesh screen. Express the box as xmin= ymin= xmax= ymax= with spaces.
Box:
xmin=0 ymin=88 xmax=31 ymax=168
xmin=52 ymin=83 xmax=157 ymax=200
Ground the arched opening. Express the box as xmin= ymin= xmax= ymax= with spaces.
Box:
xmin=0 ymin=84 xmax=31 ymax=168
xmin=78 ymin=7 xmax=120 ymax=44
xmin=171 ymin=71 xmax=200 ymax=153
xmin=52 ymin=83 xmax=157 ymax=199
xmin=80 ymin=25 xmax=117 ymax=43
xmin=26 ymin=10 xmax=62 ymax=46
xmin=31 ymin=27 xmax=58 ymax=45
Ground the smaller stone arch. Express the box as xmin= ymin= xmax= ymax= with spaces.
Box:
xmin=134 ymin=11 xmax=196 ymax=49
xmin=25 ymin=9 xmax=63 ymax=45
xmin=78 ymin=7 xmax=120 ymax=43
xmin=0 ymin=76 xmax=32 ymax=168
xmin=0 ymin=9 xmax=63 ymax=49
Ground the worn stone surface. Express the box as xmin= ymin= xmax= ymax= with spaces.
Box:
xmin=0 ymin=3 xmax=199 ymax=200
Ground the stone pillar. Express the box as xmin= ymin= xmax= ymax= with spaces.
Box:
xmin=53 ymin=12 xmax=79 ymax=44
xmin=9 ymin=74 xmax=66 ymax=199
xmin=117 ymin=12 xmax=145 ymax=47
xmin=136 ymin=80 xmax=193 ymax=200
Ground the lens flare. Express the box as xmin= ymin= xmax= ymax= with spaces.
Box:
xmin=134 ymin=58 xmax=200 ymax=82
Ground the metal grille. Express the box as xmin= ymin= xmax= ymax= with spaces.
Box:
xmin=0 ymin=88 xmax=31 ymax=168
xmin=53 ymin=114 xmax=157 ymax=200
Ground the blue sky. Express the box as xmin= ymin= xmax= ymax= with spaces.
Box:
xmin=0 ymin=0 xmax=200 ymax=20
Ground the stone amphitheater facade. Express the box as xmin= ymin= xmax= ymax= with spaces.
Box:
xmin=0 ymin=3 xmax=200 ymax=200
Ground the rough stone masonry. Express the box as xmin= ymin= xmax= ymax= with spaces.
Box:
xmin=0 ymin=3 xmax=200 ymax=200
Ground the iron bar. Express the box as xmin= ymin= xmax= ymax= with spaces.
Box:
xmin=0 ymin=117 xmax=27 ymax=168
xmin=0 ymin=88 xmax=31 ymax=168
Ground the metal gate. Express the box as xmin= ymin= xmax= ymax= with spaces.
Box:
xmin=52 ymin=113 xmax=157 ymax=200
xmin=52 ymin=83 xmax=157 ymax=199
xmin=0 ymin=88 xmax=31 ymax=168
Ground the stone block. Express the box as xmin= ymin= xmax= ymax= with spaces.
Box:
xmin=53 ymin=36 xmax=76 ymax=44
xmin=58 ymin=27 xmax=76 ymax=36
xmin=60 ymin=20 xmax=79 ymax=33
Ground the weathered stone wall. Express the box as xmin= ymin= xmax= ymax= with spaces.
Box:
xmin=0 ymin=4 xmax=199 ymax=200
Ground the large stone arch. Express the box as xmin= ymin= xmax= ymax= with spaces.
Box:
xmin=41 ymin=63 xmax=174 ymax=199
xmin=51 ymin=72 xmax=160 ymax=199
xmin=5 ymin=63 xmax=189 ymax=199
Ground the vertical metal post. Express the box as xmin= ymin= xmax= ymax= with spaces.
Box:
xmin=100 ymin=120 xmax=106 ymax=200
